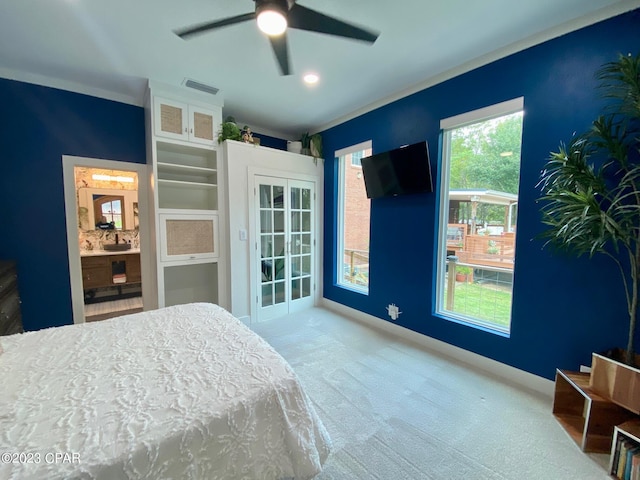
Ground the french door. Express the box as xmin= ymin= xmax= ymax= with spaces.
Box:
xmin=255 ymin=175 xmax=315 ymax=321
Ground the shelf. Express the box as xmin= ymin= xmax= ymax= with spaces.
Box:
xmin=164 ymin=262 xmax=219 ymax=307
xmin=157 ymin=162 xmax=217 ymax=175
xmin=158 ymin=178 xmax=217 ymax=188
xmin=618 ymin=420 xmax=640 ymax=443
xmin=552 ymin=369 xmax=636 ymax=453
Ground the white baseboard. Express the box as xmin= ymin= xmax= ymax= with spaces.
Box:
xmin=321 ymin=298 xmax=554 ymax=398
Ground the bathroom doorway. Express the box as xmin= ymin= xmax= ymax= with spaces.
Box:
xmin=62 ymin=156 xmax=155 ymax=324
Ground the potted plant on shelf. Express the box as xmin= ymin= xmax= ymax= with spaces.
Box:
xmin=298 ymin=132 xmax=323 ymax=164
xmin=218 ymin=116 xmax=242 ymax=143
xmin=310 ymin=133 xmax=323 ymax=164
xmin=537 ymin=53 xmax=640 ymax=412
xmin=300 ymin=132 xmax=312 ymax=155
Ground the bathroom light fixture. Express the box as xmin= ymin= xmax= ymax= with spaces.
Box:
xmin=92 ymin=174 xmax=134 ymax=183
xmin=256 ymin=2 xmax=287 ymax=36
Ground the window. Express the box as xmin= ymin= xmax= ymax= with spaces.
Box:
xmin=436 ymin=98 xmax=524 ymax=334
xmin=351 ymin=150 xmax=364 ymax=167
xmin=336 ymin=141 xmax=372 ymax=292
xmin=94 ymin=195 xmax=124 ymax=230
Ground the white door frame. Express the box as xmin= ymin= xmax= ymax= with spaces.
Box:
xmin=248 ymin=167 xmax=319 ymax=323
xmin=62 ymin=156 xmax=154 ymax=324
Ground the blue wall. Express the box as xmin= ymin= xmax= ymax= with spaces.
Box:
xmin=322 ymin=9 xmax=640 ymax=380
xmin=254 ymin=131 xmax=287 ymax=151
xmin=0 ymin=79 xmax=146 ymax=331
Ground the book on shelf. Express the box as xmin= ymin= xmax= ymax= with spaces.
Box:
xmin=614 ymin=434 xmax=626 ymax=476
xmin=625 ymin=446 xmax=640 ymax=480
xmin=617 ymin=439 xmax=633 ymax=479
xmin=613 ymin=437 xmax=640 ymax=480
xmin=631 ymin=452 xmax=640 ymax=480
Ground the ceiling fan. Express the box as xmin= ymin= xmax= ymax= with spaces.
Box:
xmin=174 ymin=0 xmax=379 ymax=76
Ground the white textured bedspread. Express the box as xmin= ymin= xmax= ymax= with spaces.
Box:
xmin=0 ymin=303 xmax=331 ymax=480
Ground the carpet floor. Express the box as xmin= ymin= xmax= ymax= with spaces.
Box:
xmin=252 ymin=307 xmax=610 ymax=480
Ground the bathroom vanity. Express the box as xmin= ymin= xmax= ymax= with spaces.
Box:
xmin=81 ymin=250 xmax=141 ymax=290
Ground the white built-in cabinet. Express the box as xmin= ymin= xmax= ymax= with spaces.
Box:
xmin=154 ymin=96 xmax=217 ymax=146
xmin=145 ymin=82 xmax=228 ymax=310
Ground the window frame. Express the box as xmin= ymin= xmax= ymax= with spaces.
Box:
xmin=336 ymin=140 xmax=372 ymax=294
xmin=435 ymin=97 xmax=524 ymax=335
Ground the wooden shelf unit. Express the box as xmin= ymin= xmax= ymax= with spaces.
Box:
xmin=552 ymin=369 xmax=636 ymax=453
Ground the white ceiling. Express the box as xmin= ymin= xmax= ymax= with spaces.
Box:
xmin=1 ymin=0 xmax=638 ymax=138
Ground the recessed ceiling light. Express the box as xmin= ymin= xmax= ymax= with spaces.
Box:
xmin=303 ymin=73 xmax=319 ymax=85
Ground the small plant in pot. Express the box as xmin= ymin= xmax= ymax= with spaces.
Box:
xmin=455 ymin=265 xmax=473 ymax=283
xmin=218 ymin=116 xmax=242 ymax=144
xmin=538 ymin=53 xmax=640 ymax=410
xmin=299 ymin=132 xmax=323 ymax=164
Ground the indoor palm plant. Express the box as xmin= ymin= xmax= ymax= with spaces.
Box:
xmin=538 ymin=52 xmax=640 ymax=368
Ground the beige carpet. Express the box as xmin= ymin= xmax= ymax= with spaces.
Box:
xmin=252 ymin=307 xmax=610 ymax=480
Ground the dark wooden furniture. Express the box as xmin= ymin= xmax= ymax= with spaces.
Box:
xmin=552 ymin=369 xmax=636 ymax=453
xmin=0 ymin=261 xmax=23 ymax=335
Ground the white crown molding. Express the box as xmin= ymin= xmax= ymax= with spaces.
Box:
xmin=0 ymin=66 xmax=143 ymax=106
xmin=316 ymin=1 xmax=640 ymax=134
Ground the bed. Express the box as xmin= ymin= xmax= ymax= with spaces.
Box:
xmin=0 ymin=303 xmax=331 ymax=480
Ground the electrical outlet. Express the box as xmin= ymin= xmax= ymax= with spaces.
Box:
xmin=386 ymin=303 xmax=401 ymax=321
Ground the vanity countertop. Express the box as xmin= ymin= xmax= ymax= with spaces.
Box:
xmin=80 ymin=248 xmax=140 ymax=257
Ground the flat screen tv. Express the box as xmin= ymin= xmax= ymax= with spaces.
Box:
xmin=360 ymin=141 xmax=433 ymax=199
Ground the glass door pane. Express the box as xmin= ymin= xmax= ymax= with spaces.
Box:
xmin=255 ymin=176 xmax=314 ymax=320
xmin=256 ymin=177 xmax=289 ymax=318
xmin=289 ymin=182 xmax=313 ymax=306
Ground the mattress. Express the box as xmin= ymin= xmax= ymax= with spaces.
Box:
xmin=0 ymin=303 xmax=331 ymax=479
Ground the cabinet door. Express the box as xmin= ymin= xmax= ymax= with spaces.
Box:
xmin=82 ymin=266 xmax=112 ymax=288
xmin=126 ymin=254 xmax=142 ymax=283
xmin=159 ymin=213 xmax=219 ymax=262
xmin=188 ymin=105 xmax=217 ymax=145
xmin=154 ymin=97 xmax=189 ymax=141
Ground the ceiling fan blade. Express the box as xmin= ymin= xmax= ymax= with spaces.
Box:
xmin=175 ymin=12 xmax=256 ymax=39
xmin=287 ymin=4 xmax=379 ymax=44
xmin=269 ymin=33 xmax=291 ymax=76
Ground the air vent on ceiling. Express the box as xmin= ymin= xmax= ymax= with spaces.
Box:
xmin=183 ymin=78 xmax=219 ymax=96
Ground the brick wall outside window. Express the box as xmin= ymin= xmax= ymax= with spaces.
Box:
xmin=344 ymin=161 xmax=370 ymax=253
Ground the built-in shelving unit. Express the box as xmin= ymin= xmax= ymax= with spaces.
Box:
xmin=146 ymin=82 xmax=228 ymax=310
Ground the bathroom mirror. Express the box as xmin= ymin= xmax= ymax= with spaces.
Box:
xmin=78 ymin=187 xmax=138 ymax=231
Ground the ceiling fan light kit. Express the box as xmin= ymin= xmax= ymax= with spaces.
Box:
xmin=174 ymin=0 xmax=379 ymax=76
xmin=256 ymin=0 xmax=288 ymax=36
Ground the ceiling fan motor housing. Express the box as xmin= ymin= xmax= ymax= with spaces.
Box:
xmin=255 ymin=0 xmax=291 ymax=15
